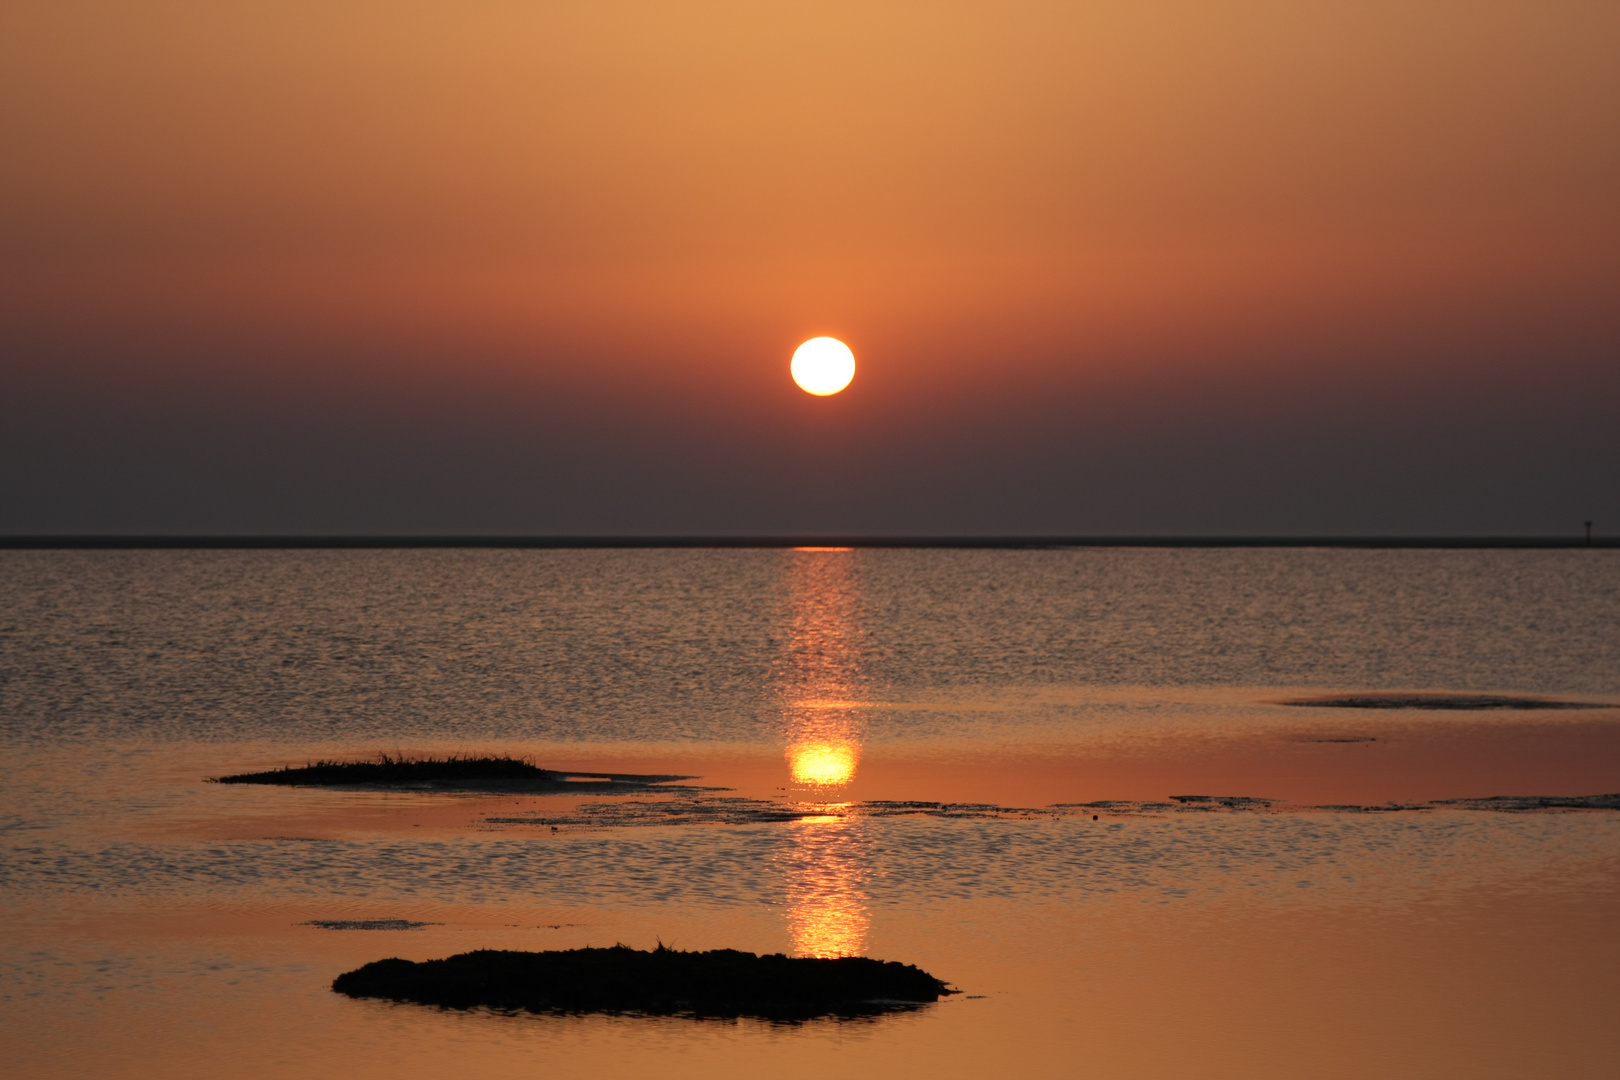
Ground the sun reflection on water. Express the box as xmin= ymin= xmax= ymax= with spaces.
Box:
xmin=778 ymin=548 xmax=864 ymax=791
xmin=783 ymin=814 xmax=869 ymax=958
xmin=778 ymin=548 xmax=871 ymax=956
xmin=787 ymin=740 xmax=858 ymax=786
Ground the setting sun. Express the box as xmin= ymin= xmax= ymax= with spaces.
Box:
xmin=790 ymin=337 xmax=856 ymax=396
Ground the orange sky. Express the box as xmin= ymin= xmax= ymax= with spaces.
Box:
xmin=1 ymin=2 xmax=1616 ymax=533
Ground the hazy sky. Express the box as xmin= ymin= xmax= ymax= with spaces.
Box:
xmin=2 ymin=1 xmax=1616 ymax=535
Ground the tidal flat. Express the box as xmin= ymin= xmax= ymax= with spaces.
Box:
xmin=214 ymin=754 xmax=701 ymax=794
xmin=332 ymin=945 xmax=954 ymax=1019
xmin=2 ymin=547 xmax=1618 ymax=1079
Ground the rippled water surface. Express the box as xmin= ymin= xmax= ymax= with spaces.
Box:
xmin=2 ymin=548 xmax=1618 ymax=1078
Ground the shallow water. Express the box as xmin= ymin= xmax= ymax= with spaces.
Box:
xmin=2 ymin=548 xmax=1617 ymax=1078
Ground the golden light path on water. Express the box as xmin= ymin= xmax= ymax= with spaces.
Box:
xmin=779 ymin=547 xmax=869 ymax=957
xmin=783 ymin=811 xmax=871 ymax=960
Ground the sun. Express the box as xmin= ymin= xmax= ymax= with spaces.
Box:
xmin=790 ymin=337 xmax=856 ymax=396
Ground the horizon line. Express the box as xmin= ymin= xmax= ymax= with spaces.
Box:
xmin=1 ymin=535 xmax=1612 ymax=550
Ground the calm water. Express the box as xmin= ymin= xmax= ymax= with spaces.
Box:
xmin=2 ymin=548 xmax=1618 ymax=1078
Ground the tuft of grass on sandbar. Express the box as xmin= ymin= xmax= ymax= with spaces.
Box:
xmin=332 ymin=945 xmax=956 ymax=1020
xmin=213 ymin=753 xmax=558 ymax=787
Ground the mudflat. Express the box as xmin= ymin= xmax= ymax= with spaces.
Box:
xmin=333 ymin=945 xmax=955 ymax=1020
xmin=214 ymin=755 xmax=701 ymax=794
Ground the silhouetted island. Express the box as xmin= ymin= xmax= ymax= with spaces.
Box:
xmin=332 ymin=945 xmax=956 ymax=1020
xmin=213 ymin=754 xmax=700 ymax=793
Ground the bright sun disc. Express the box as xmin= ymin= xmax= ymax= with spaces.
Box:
xmin=790 ymin=337 xmax=856 ymax=396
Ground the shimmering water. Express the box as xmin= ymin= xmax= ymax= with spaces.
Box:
xmin=2 ymin=548 xmax=1618 ymax=1078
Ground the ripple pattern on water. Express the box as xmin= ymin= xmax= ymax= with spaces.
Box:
xmin=4 ymin=813 xmax=1614 ymax=910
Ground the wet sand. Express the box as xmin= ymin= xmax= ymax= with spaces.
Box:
xmin=7 ymin=857 xmax=1616 ymax=1080
xmin=7 ymin=710 xmax=1619 ymax=1079
xmin=133 ymin=707 xmax=1620 ymax=846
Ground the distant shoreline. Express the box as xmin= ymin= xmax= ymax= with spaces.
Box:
xmin=0 ymin=535 xmax=1613 ymax=550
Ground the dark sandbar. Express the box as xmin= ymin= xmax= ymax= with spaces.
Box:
xmin=213 ymin=754 xmax=701 ymax=794
xmin=304 ymin=919 xmax=436 ymax=931
xmin=333 ymin=945 xmax=955 ymax=1020
xmin=1434 ymin=793 xmax=1620 ymax=811
xmin=1278 ymin=693 xmax=1614 ymax=710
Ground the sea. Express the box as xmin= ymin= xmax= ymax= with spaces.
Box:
xmin=2 ymin=547 xmax=1617 ymax=1078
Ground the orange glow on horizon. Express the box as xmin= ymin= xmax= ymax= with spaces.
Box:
xmin=1 ymin=2 xmax=1613 ymax=407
